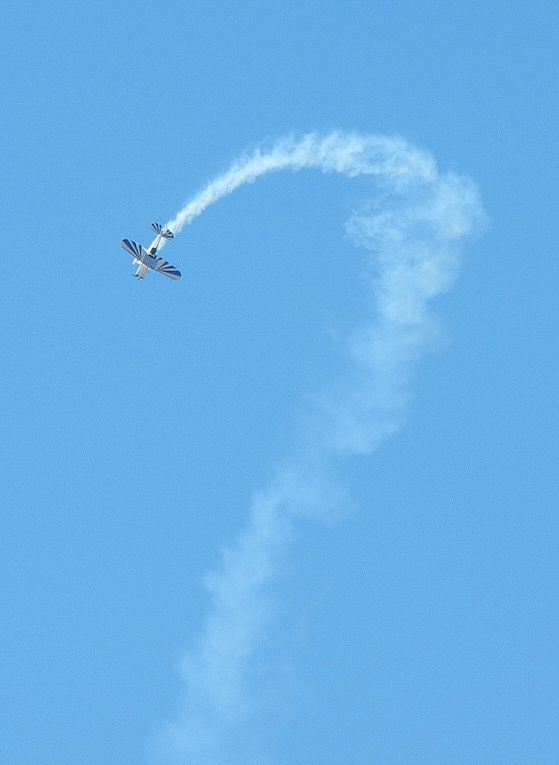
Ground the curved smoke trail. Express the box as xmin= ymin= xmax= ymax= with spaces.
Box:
xmin=157 ymin=133 xmax=484 ymax=764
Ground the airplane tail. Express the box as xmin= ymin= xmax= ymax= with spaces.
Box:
xmin=151 ymin=222 xmax=175 ymax=240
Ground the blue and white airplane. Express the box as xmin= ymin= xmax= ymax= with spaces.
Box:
xmin=120 ymin=223 xmax=181 ymax=280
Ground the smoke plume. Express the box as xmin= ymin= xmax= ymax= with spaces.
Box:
xmin=157 ymin=132 xmax=484 ymax=764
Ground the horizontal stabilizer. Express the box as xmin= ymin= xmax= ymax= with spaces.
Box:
xmin=151 ymin=222 xmax=175 ymax=239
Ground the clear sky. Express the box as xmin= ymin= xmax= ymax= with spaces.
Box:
xmin=2 ymin=2 xmax=558 ymax=764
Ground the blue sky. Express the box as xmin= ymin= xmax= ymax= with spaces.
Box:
xmin=2 ymin=2 xmax=558 ymax=764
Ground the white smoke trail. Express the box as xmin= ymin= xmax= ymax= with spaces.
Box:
xmin=157 ymin=133 xmax=484 ymax=764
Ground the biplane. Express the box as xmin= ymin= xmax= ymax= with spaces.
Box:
xmin=120 ymin=223 xmax=181 ymax=281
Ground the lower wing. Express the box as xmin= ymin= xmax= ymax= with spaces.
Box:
xmin=152 ymin=258 xmax=182 ymax=280
xmin=120 ymin=239 xmax=181 ymax=281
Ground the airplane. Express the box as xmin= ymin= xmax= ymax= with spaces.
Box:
xmin=120 ymin=223 xmax=181 ymax=280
